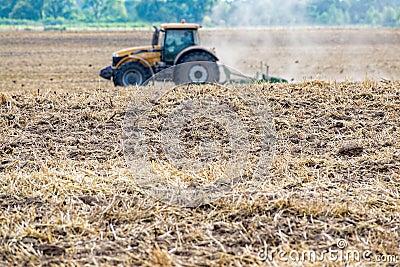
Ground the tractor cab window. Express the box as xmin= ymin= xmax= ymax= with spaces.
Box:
xmin=163 ymin=29 xmax=196 ymax=64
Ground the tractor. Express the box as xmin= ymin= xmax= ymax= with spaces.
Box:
xmin=100 ymin=20 xmax=219 ymax=86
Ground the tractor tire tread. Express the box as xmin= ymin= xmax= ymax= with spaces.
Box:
xmin=113 ymin=61 xmax=151 ymax=87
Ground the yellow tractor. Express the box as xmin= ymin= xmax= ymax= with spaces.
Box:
xmin=100 ymin=21 xmax=219 ymax=86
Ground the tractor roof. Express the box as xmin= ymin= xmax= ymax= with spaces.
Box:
xmin=160 ymin=22 xmax=201 ymax=30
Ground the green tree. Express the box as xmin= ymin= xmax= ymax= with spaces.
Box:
xmin=382 ymin=6 xmax=397 ymax=26
xmin=82 ymin=0 xmax=127 ymax=21
xmin=135 ymin=0 xmax=217 ymax=23
xmin=365 ymin=6 xmax=382 ymax=25
xmin=44 ymin=0 xmax=74 ymax=19
xmin=124 ymin=0 xmax=139 ymax=22
xmin=9 ymin=0 xmax=43 ymax=20
xmin=84 ymin=0 xmax=106 ymax=20
xmin=349 ymin=0 xmax=372 ymax=24
xmin=103 ymin=0 xmax=128 ymax=21
xmin=0 ymin=0 xmax=18 ymax=18
xmin=306 ymin=0 xmax=350 ymax=25
xmin=33 ymin=0 xmax=45 ymax=19
xmin=327 ymin=4 xmax=349 ymax=25
xmin=208 ymin=0 xmax=232 ymax=26
xmin=177 ymin=0 xmax=217 ymax=22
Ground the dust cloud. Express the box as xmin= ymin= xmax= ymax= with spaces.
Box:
xmin=200 ymin=0 xmax=400 ymax=82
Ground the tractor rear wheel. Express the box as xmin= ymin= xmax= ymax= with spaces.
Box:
xmin=174 ymin=52 xmax=219 ymax=85
xmin=114 ymin=62 xmax=150 ymax=87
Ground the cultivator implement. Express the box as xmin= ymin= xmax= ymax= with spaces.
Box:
xmin=144 ymin=61 xmax=287 ymax=87
xmin=221 ymin=63 xmax=287 ymax=84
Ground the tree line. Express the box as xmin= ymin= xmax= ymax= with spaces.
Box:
xmin=210 ymin=0 xmax=400 ymax=27
xmin=0 ymin=0 xmax=399 ymax=27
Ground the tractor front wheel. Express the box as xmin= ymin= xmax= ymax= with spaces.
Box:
xmin=174 ymin=52 xmax=219 ymax=85
xmin=113 ymin=62 xmax=150 ymax=87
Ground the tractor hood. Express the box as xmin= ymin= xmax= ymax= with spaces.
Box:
xmin=113 ymin=45 xmax=161 ymax=58
xmin=112 ymin=45 xmax=162 ymax=67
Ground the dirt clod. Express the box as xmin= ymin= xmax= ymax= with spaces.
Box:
xmin=338 ymin=143 xmax=364 ymax=156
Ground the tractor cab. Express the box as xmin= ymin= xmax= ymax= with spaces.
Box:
xmin=153 ymin=22 xmax=201 ymax=65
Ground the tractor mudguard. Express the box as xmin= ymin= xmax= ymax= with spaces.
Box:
xmin=174 ymin=46 xmax=219 ymax=65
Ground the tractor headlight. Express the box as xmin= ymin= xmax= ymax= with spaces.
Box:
xmin=112 ymin=53 xmax=118 ymax=58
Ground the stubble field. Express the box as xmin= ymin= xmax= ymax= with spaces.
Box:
xmin=0 ymin=28 xmax=400 ymax=266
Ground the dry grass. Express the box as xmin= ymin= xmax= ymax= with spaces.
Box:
xmin=1 ymin=79 xmax=400 ymax=266
xmin=122 ymin=83 xmax=274 ymax=207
